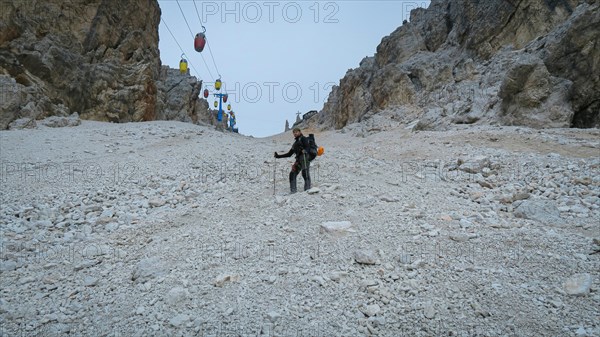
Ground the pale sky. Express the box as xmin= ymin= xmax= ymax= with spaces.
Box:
xmin=157 ymin=0 xmax=431 ymax=137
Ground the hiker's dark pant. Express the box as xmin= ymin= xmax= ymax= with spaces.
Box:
xmin=289 ymin=156 xmax=311 ymax=193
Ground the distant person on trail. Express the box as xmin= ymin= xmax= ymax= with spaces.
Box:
xmin=274 ymin=127 xmax=311 ymax=193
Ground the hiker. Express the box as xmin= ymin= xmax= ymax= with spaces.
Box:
xmin=274 ymin=127 xmax=311 ymax=193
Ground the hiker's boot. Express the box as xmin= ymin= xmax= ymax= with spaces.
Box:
xmin=302 ymin=169 xmax=311 ymax=191
xmin=289 ymin=171 xmax=298 ymax=194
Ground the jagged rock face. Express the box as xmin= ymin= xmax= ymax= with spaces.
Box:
xmin=319 ymin=58 xmax=376 ymax=129
xmin=0 ymin=0 xmax=213 ymax=130
xmin=314 ymin=0 xmax=599 ymax=131
xmin=497 ymin=53 xmax=574 ymax=128
xmin=76 ymin=0 xmax=161 ymax=123
xmin=0 ymin=0 xmax=161 ymax=128
xmin=539 ymin=3 xmax=600 ymax=128
xmin=156 ymin=66 xmax=203 ymax=124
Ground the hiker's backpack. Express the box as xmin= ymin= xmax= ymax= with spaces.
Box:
xmin=306 ymin=134 xmax=324 ymax=161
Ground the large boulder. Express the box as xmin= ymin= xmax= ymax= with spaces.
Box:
xmin=498 ymin=54 xmax=573 ymax=128
xmin=540 ymin=2 xmax=600 ymax=128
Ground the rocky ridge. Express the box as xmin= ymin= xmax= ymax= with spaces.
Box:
xmin=308 ymin=0 xmax=599 ymax=131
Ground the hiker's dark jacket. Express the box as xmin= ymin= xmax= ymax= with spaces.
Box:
xmin=278 ymin=135 xmax=309 ymax=160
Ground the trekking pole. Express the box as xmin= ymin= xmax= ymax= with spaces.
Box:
xmin=273 ymin=160 xmax=276 ymax=196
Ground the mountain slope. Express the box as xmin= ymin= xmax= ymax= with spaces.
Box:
xmin=1 ymin=121 xmax=598 ymax=336
xmin=309 ymin=0 xmax=599 ymax=131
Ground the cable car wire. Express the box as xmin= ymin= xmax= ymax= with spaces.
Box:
xmin=205 ymin=41 xmax=221 ymax=80
xmin=176 ymin=0 xmax=195 ymax=39
xmin=192 ymin=0 xmax=222 ymax=80
xmin=162 ymin=1 xmax=237 ymax=128
xmin=160 ymin=17 xmax=202 ymax=78
xmin=193 ymin=0 xmax=204 ymax=26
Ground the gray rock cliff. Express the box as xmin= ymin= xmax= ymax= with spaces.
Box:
xmin=0 ymin=0 xmax=215 ymax=129
xmin=310 ymin=0 xmax=599 ymax=131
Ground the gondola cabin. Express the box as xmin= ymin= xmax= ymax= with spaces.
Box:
xmin=194 ymin=33 xmax=206 ymax=52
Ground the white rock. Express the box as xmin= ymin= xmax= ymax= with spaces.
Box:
xmin=449 ymin=234 xmax=469 ymax=242
xmin=569 ymin=205 xmax=589 ymax=214
xmin=329 ymin=271 xmax=348 ymax=282
xmin=564 ymin=273 xmax=593 ymax=296
xmin=19 ymin=277 xmax=35 ymax=285
xmin=82 ymin=225 xmax=93 ymax=236
xmin=420 ymin=223 xmax=435 ymax=231
xmin=73 ymin=260 xmax=100 ymax=271
xmin=63 ymin=231 xmax=76 ymax=242
xmin=379 ymin=194 xmax=399 ymax=202
xmin=320 ymin=221 xmax=355 ymax=236
xmin=424 ymin=303 xmax=435 ymax=319
xmin=0 ymin=260 xmax=18 ymax=272
xmin=470 ymin=301 xmax=490 ymax=317
xmin=104 ymin=222 xmax=119 ymax=232
xmin=148 ymin=199 xmax=166 ymax=208
xmin=459 ymin=219 xmax=473 ymax=228
xmin=266 ymin=311 xmax=281 ymax=323
xmin=354 ymin=250 xmax=378 ymax=265
xmin=361 ymin=304 xmax=381 ymax=317
xmin=100 ymin=209 xmax=115 ymax=218
xmin=514 ymin=200 xmax=562 ymax=224
xmin=166 ymin=287 xmax=190 ymax=305
xmin=131 ymin=257 xmax=166 ymax=283
xmin=83 ymin=276 xmax=98 ymax=287
xmin=36 ymin=220 xmax=53 ymax=228
xmin=407 ymin=259 xmax=424 ymax=271
xmin=169 ymin=313 xmax=189 ymax=327
xmin=310 ymin=275 xmax=326 ymax=286
xmin=426 ymin=229 xmax=439 ymax=237
xmin=307 ymin=187 xmax=321 ymax=194
xmin=360 ymin=279 xmax=379 ymax=288
xmin=576 ymin=327 xmax=587 ymax=336
xmin=274 ymin=196 xmax=286 ymax=205
xmin=213 ymin=274 xmax=240 ymax=287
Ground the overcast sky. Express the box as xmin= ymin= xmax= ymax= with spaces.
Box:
xmin=157 ymin=0 xmax=431 ymax=137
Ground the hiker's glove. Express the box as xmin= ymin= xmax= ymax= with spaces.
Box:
xmin=274 ymin=152 xmax=280 ymax=158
